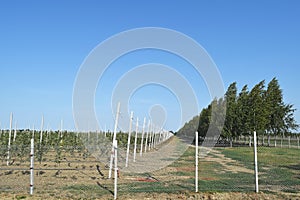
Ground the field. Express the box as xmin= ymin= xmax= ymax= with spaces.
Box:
xmin=1 ymin=133 xmax=300 ymax=199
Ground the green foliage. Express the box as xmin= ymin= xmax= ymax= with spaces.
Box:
xmin=236 ymin=85 xmax=251 ymax=135
xmin=223 ymin=82 xmax=238 ymax=137
xmin=177 ymin=115 xmax=199 ymax=138
xmin=177 ymin=78 xmax=298 ymax=139
xmin=248 ymin=80 xmax=268 ymax=132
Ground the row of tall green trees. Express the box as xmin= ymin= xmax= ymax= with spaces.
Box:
xmin=178 ymin=78 xmax=298 ymax=140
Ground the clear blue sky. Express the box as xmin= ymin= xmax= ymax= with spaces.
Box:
xmin=0 ymin=1 xmax=299 ymax=131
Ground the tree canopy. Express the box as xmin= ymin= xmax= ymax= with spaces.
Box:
xmin=177 ymin=78 xmax=298 ymax=139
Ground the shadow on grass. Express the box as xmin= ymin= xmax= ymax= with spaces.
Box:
xmin=284 ymin=164 xmax=300 ymax=171
xmin=96 ymin=181 xmax=114 ymax=195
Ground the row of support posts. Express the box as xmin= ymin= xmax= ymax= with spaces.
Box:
xmin=109 ymin=102 xmax=171 ymax=199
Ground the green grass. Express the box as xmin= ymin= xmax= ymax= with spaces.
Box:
xmin=217 ymin=147 xmax=300 ymax=193
xmin=62 ymin=184 xmax=113 ymax=198
xmin=153 ymin=146 xmax=300 ymax=193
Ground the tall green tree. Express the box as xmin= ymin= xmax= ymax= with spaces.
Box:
xmin=177 ymin=78 xmax=298 ymax=147
xmin=197 ymin=105 xmax=211 ymax=138
xmin=223 ymin=82 xmax=238 ymax=143
xmin=236 ymin=85 xmax=250 ymax=135
xmin=210 ymin=98 xmax=226 ymax=137
xmin=282 ymin=104 xmax=298 ymax=133
xmin=197 ymin=98 xmax=226 ymax=143
xmin=248 ymin=80 xmax=268 ymax=133
xmin=265 ymin=78 xmax=285 ymax=136
xmin=265 ymin=77 xmax=298 ymax=135
xmin=177 ymin=115 xmax=200 ymax=141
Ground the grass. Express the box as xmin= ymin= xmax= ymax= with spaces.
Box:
xmin=218 ymin=147 xmax=300 ymax=193
xmin=120 ymin=146 xmax=300 ymax=194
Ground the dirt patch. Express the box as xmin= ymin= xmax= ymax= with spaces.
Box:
xmin=1 ymin=191 xmax=299 ymax=200
xmin=175 ymin=167 xmax=195 ymax=172
xmin=135 ymin=177 xmax=159 ymax=182
xmin=201 ymin=147 xmax=254 ymax=174
xmin=201 ymin=177 xmax=218 ymax=181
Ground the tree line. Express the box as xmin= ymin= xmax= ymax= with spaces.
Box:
xmin=178 ymin=78 xmax=298 ymax=142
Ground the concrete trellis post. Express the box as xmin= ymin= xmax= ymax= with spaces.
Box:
xmin=133 ymin=117 xmax=139 ymax=162
xmin=32 ymin=125 xmax=35 ymax=139
xmin=113 ymin=140 xmax=118 ymax=200
xmin=109 ymin=102 xmax=120 ymax=179
xmin=144 ymin=120 xmax=150 ymax=153
xmin=253 ymin=131 xmax=259 ymax=193
xmin=125 ymin=111 xmax=133 ymax=167
xmin=148 ymin=123 xmax=153 ymax=151
xmin=195 ymin=131 xmax=199 ymax=193
xmin=13 ymin=121 xmax=17 ymax=142
xmin=140 ymin=117 xmax=146 ymax=156
xmin=30 ymin=138 xmax=34 ymax=195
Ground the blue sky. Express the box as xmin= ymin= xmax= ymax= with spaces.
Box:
xmin=0 ymin=1 xmax=300 ymax=131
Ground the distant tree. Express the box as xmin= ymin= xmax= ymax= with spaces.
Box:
xmin=265 ymin=78 xmax=298 ymax=136
xmin=248 ymin=80 xmax=268 ymax=133
xmin=198 ymin=98 xmax=226 ymax=142
xmin=177 ymin=115 xmax=199 ymax=142
xmin=265 ymin=78 xmax=285 ymax=137
xmin=236 ymin=85 xmax=250 ymax=136
xmin=212 ymin=98 xmax=226 ymax=139
xmin=223 ymin=82 xmax=238 ymax=146
xmin=177 ymin=78 xmax=298 ymax=147
xmin=197 ymin=105 xmax=211 ymax=138
xmin=282 ymin=104 xmax=298 ymax=133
